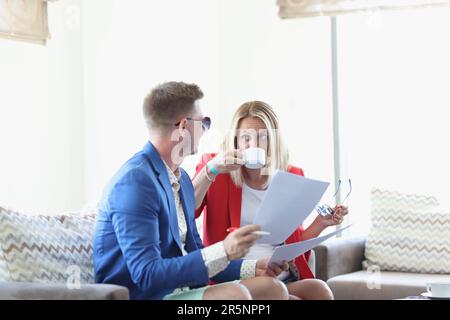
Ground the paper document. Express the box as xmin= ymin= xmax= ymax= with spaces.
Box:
xmin=253 ymin=170 xmax=329 ymax=245
xmin=268 ymin=225 xmax=351 ymax=266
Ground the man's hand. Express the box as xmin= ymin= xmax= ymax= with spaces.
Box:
xmin=223 ymin=224 xmax=261 ymax=260
xmin=255 ymin=257 xmax=289 ymax=278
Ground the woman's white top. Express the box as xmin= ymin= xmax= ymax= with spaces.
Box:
xmin=241 ymin=183 xmax=289 ymax=280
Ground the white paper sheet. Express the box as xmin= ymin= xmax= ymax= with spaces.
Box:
xmin=268 ymin=225 xmax=351 ymax=266
xmin=253 ymin=170 xmax=329 ymax=245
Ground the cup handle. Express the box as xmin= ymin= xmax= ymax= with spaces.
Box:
xmin=427 ymin=284 xmax=432 ymax=293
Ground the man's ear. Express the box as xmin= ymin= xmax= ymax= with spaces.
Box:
xmin=177 ymin=118 xmax=188 ymax=137
xmin=175 ymin=118 xmax=187 ymax=130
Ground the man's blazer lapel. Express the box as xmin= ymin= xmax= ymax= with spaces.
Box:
xmin=143 ymin=142 xmax=183 ymax=252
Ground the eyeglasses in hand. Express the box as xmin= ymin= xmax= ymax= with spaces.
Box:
xmin=316 ymin=179 xmax=352 ymax=217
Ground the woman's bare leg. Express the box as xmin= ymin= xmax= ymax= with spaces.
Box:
xmin=286 ymin=279 xmax=334 ymax=300
xmin=240 ymin=277 xmax=289 ymax=300
xmin=203 ymin=283 xmax=252 ymax=300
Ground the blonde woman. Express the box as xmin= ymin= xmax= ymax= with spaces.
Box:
xmin=193 ymin=101 xmax=348 ymax=300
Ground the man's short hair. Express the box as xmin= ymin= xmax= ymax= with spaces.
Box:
xmin=143 ymin=81 xmax=204 ymax=131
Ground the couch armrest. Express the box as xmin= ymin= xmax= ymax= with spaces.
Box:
xmin=0 ymin=282 xmax=129 ymax=300
xmin=307 ymin=249 xmax=316 ymax=277
xmin=313 ymin=236 xmax=367 ymax=281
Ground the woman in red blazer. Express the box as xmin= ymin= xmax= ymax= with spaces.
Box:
xmin=193 ymin=101 xmax=348 ymax=300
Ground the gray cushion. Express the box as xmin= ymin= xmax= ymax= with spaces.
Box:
xmin=314 ymin=236 xmax=366 ymax=281
xmin=0 ymin=282 xmax=129 ymax=300
xmin=327 ymin=270 xmax=450 ymax=300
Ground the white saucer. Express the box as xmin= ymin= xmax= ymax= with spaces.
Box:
xmin=420 ymin=292 xmax=450 ymax=300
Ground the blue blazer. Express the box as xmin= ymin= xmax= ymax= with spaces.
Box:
xmin=93 ymin=142 xmax=243 ymax=300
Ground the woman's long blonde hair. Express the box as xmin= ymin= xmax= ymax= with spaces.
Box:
xmin=220 ymin=101 xmax=290 ymax=187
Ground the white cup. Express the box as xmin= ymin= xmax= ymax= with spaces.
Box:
xmin=426 ymin=282 xmax=450 ymax=297
xmin=243 ymin=147 xmax=266 ymax=169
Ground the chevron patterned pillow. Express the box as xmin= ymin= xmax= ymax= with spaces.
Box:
xmin=0 ymin=206 xmax=97 ymax=284
xmin=363 ymin=189 xmax=450 ymax=274
xmin=371 ymin=188 xmax=439 ymax=211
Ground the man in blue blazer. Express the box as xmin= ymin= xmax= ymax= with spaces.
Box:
xmin=93 ymin=82 xmax=289 ymax=300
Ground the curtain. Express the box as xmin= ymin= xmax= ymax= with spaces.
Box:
xmin=278 ymin=0 xmax=450 ymax=18
xmin=0 ymin=0 xmax=50 ymax=45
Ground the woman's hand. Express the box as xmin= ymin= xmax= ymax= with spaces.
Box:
xmin=193 ymin=150 xmax=245 ymax=209
xmin=209 ymin=150 xmax=245 ymax=175
xmin=255 ymin=257 xmax=289 ymax=278
xmin=315 ymin=205 xmax=349 ymax=228
xmin=301 ymin=206 xmax=350 ymax=240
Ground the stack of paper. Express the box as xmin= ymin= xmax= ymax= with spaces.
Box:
xmin=268 ymin=225 xmax=351 ymax=265
xmin=252 ymin=170 xmax=350 ymax=264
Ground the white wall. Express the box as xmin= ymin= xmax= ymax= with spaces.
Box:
xmin=81 ymin=0 xmax=221 ymax=206
xmin=338 ymin=7 xmax=450 ymax=234
xmin=0 ymin=0 xmax=84 ymax=213
xmin=81 ymin=0 xmax=336 ymax=211
xmin=1 ymin=0 xmax=336 ymax=225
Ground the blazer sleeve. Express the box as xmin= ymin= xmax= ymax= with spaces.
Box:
xmin=210 ymin=260 xmax=243 ymax=283
xmin=107 ymin=168 xmax=210 ymax=294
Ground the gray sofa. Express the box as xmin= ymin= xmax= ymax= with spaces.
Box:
xmin=5 ymin=235 xmax=450 ymax=300
xmin=0 ymin=205 xmax=130 ymax=300
xmin=314 ymin=236 xmax=450 ymax=299
xmin=0 ymin=282 xmax=129 ymax=300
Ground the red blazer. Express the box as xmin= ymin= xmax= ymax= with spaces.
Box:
xmin=194 ymin=153 xmax=315 ymax=280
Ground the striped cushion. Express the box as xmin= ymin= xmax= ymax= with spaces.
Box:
xmin=370 ymin=188 xmax=439 ymax=211
xmin=0 ymin=206 xmax=96 ymax=284
xmin=363 ymin=189 xmax=450 ymax=274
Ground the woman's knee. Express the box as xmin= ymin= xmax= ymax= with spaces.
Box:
xmin=224 ymin=283 xmax=252 ymax=300
xmin=290 ymin=279 xmax=334 ymax=300
xmin=258 ymin=277 xmax=289 ymax=300
xmin=314 ymin=279 xmax=334 ymax=300
xmin=232 ymin=284 xmax=253 ymax=300
xmin=204 ymin=283 xmax=252 ymax=300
